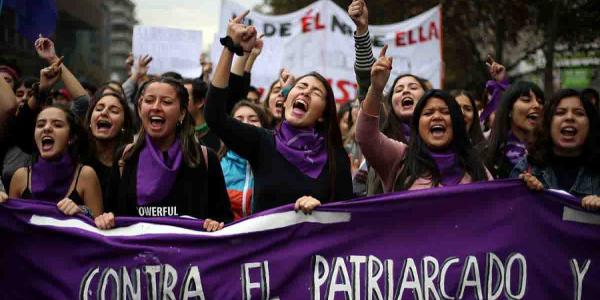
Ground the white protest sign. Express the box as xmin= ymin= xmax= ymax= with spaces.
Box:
xmin=211 ymin=0 xmax=442 ymax=103
xmin=133 ymin=26 xmax=203 ymax=78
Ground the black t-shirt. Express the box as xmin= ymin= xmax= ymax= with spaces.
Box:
xmin=84 ymin=157 xmax=112 ymax=205
xmin=205 ymin=85 xmax=353 ymax=213
xmin=105 ymin=146 xmax=233 ymax=222
xmin=552 ymin=155 xmax=584 ymax=191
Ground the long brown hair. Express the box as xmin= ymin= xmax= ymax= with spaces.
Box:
xmin=84 ymin=92 xmax=134 ymax=162
xmin=125 ymin=77 xmax=204 ymax=167
xmin=281 ymin=72 xmax=344 ymax=201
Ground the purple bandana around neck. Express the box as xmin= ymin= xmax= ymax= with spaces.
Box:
xmin=31 ymin=153 xmax=76 ymax=202
xmin=400 ymin=121 xmax=411 ymax=142
xmin=480 ymin=79 xmax=509 ymax=124
xmin=275 ymin=121 xmax=327 ymax=179
xmin=427 ymin=149 xmax=464 ymax=186
xmin=136 ymin=134 xmax=183 ymax=206
xmin=504 ymin=131 xmax=527 ymax=166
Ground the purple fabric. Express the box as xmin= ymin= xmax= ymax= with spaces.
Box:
xmin=505 ymin=131 xmax=528 ymax=166
xmin=30 ymin=153 xmax=75 ymax=202
xmin=275 ymin=121 xmax=327 ymax=179
xmin=427 ymin=149 xmax=464 ymax=186
xmin=480 ymin=79 xmax=509 ymax=124
xmin=136 ymin=134 xmax=183 ymax=206
xmin=1 ymin=181 xmax=600 ymax=299
xmin=400 ymin=121 xmax=411 ymax=142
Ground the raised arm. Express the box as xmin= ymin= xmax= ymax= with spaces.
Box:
xmin=355 ymin=45 xmax=407 ymax=191
xmin=35 ymin=35 xmax=87 ymax=99
xmin=348 ymin=0 xmax=374 ymax=101
xmin=205 ymin=11 xmax=265 ymax=161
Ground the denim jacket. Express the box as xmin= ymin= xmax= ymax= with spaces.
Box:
xmin=511 ymin=158 xmax=600 ymax=198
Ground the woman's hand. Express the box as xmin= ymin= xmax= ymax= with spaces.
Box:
xmin=348 ymin=0 xmax=369 ymax=35
xmin=34 ymin=34 xmax=60 ymax=64
xmin=203 ymin=219 xmax=225 ymax=232
xmin=95 ymin=212 xmax=116 ymax=230
xmin=370 ymin=44 xmax=393 ymax=92
xmin=486 ymin=55 xmax=507 ymax=82
xmin=294 ymin=196 xmax=322 ymax=214
xmin=133 ymin=54 xmax=153 ymax=81
xmin=57 ymin=198 xmax=83 ymax=216
xmin=582 ymin=195 xmax=600 ymax=211
xmin=226 ymin=10 xmax=257 ymax=52
xmin=519 ymin=172 xmax=543 ymax=191
xmin=0 ymin=192 xmax=8 ymax=203
xmin=39 ymin=57 xmax=64 ymax=91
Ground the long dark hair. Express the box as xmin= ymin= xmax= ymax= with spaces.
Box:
xmin=450 ymin=90 xmax=485 ymax=146
xmin=126 ymin=77 xmax=204 ymax=167
xmin=485 ymin=81 xmax=544 ymax=168
xmin=282 ymin=72 xmax=344 ymax=201
xmin=528 ymin=89 xmax=600 ymax=169
xmin=84 ymin=92 xmax=135 ymax=162
xmin=381 ymin=74 xmax=430 ymax=143
xmin=32 ymin=104 xmax=87 ymax=164
xmin=393 ymin=90 xmax=488 ymax=191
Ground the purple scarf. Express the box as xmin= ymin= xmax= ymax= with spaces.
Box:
xmin=136 ymin=134 xmax=183 ymax=206
xmin=427 ymin=149 xmax=464 ymax=186
xmin=505 ymin=132 xmax=527 ymax=166
xmin=31 ymin=153 xmax=75 ymax=202
xmin=400 ymin=122 xmax=411 ymax=142
xmin=480 ymin=79 xmax=509 ymax=124
xmin=275 ymin=121 xmax=327 ymax=179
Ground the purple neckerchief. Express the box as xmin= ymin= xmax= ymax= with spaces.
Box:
xmin=505 ymin=132 xmax=527 ymax=166
xmin=480 ymin=79 xmax=509 ymax=124
xmin=427 ymin=149 xmax=464 ymax=186
xmin=136 ymin=134 xmax=183 ymax=206
xmin=275 ymin=121 xmax=327 ymax=179
xmin=31 ymin=153 xmax=75 ymax=202
xmin=400 ymin=122 xmax=411 ymax=142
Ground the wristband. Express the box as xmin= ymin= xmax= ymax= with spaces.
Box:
xmin=220 ymin=36 xmax=244 ymax=56
xmin=79 ymin=205 xmax=93 ymax=218
xmin=281 ymin=85 xmax=292 ymax=98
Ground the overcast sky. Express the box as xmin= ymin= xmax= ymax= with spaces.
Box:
xmin=131 ymin=0 xmax=264 ymax=50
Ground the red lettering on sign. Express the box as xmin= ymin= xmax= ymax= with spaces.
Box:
xmin=408 ymin=30 xmax=416 ymax=45
xmin=315 ymin=13 xmax=326 ymax=30
xmin=301 ymin=9 xmax=326 ymax=33
xmin=419 ymin=26 xmax=427 ymax=42
xmin=396 ymin=31 xmax=406 ymax=46
xmin=429 ymin=21 xmax=440 ymax=40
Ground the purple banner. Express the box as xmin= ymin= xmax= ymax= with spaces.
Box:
xmin=1 ymin=180 xmax=599 ymax=299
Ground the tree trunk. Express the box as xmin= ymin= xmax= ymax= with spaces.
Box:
xmin=543 ymin=1 xmax=561 ymax=97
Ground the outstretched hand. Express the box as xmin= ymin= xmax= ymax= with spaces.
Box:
xmin=278 ymin=68 xmax=295 ymax=91
xmin=348 ymin=0 xmax=369 ymax=34
xmin=250 ymin=34 xmax=265 ymax=57
xmin=519 ymin=172 xmax=543 ymax=191
xmin=39 ymin=56 xmax=64 ymax=91
xmin=582 ymin=195 xmax=600 ymax=211
xmin=134 ymin=54 xmax=153 ymax=80
xmin=486 ymin=55 xmax=507 ymax=82
xmin=227 ymin=10 xmax=258 ymax=52
xmin=294 ymin=196 xmax=321 ymax=214
xmin=370 ymin=44 xmax=393 ymax=92
xmin=35 ymin=34 xmax=59 ymax=64
xmin=203 ymin=219 xmax=225 ymax=232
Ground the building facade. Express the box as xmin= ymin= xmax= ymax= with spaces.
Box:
xmin=104 ymin=0 xmax=137 ymax=81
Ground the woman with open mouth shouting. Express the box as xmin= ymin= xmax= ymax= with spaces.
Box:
xmin=5 ymin=105 xmax=103 ymax=218
xmin=83 ymin=91 xmax=135 ymax=205
xmin=513 ymin=89 xmax=600 ymax=210
xmin=94 ymin=77 xmax=232 ymax=231
xmin=206 ymin=11 xmax=352 ymax=214
xmin=484 ymin=81 xmax=544 ymax=179
xmin=356 ymin=46 xmax=491 ymax=192
xmin=348 ymin=0 xmax=431 ymax=195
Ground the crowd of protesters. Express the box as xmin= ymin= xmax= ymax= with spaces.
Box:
xmin=1 ymin=0 xmax=599 ymax=231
